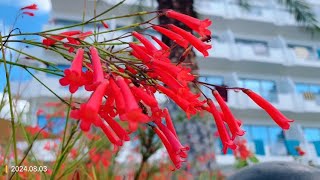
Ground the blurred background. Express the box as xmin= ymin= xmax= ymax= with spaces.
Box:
xmin=1 ymin=0 xmax=320 ymax=178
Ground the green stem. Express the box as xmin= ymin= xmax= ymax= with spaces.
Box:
xmin=0 ymin=34 xmax=18 ymax=166
xmin=25 ymin=68 xmax=69 ymax=105
xmin=0 ymin=59 xmax=63 ymax=76
xmin=61 ymin=96 xmax=73 ymax=149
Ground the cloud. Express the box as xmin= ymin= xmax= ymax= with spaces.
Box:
xmin=17 ymin=0 xmax=52 ymax=12
xmin=0 ymin=0 xmax=52 ymax=12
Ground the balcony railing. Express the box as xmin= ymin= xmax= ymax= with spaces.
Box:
xmin=234 ymin=43 xmax=285 ymax=64
xmin=294 ymin=93 xmax=320 ymax=113
xmin=193 ymin=0 xmax=320 ymax=27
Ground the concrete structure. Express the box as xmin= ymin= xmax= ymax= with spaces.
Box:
xmin=4 ymin=0 xmax=320 ymax=169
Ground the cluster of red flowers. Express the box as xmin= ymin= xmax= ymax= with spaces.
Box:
xmin=295 ymin=146 xmax=306 ymax=156
xmin=42 ymin=31 xmax=92 ymax=52
xmin=54 ymin=9 xmax=293 ymax=169
xmin=233 ymin=139 xmax=252 ymax=160
xmin=20 ymin=4 xmax=38 ymax=17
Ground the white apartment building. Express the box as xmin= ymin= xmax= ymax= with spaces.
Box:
xmin=6 ymin=0 xmax=320 ymax=168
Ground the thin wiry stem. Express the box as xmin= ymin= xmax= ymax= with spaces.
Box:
xmin=0 ymin=34 xmax=18 ymax=166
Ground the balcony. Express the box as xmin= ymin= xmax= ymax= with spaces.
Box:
xmin=234 ymin=43 xmax=285 ymax=64
xmin=229 ymin=4 xmax=275 ymax=23
xmin=232 ymin=37 xmax=286 ymax=65
xmin=196 ymin=38 xmax=232 ymax=60
xmin=237 ymin=92 xmax=295 ymax=112
xmin=294 ymin=94 xmax=320 ymax=113
xmin=286 ymin=45 xmax=320 ymax=67
xmin=10 ymin=73 xmax=91 ymax=100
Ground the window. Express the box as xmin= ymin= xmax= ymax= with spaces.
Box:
xmin=37 ymin=115 xmax=65 ymax=135
xmin=296 ymin=83 xmax=320 ymax=94
xmin=287 ymin=44 xmax=314 ymax=60
xmin=304 ymin=128 xmax=320 ymax=157
xmin=236 ymin=39 xmax=269 ymax=56
xmin=199 ymin=75 xmax=224 ymax=98
xmin=295 ymin=83 xmax=320 ymax=102
xmin=268 ymin=127 xmax=287 ymax=155
xmin=244 ymin=125 xmax=287 ymax=156
xmin=304 ymin=128 xmax=320 ymax=142
xmin=239 ymin=78 xmax=278 ymax=102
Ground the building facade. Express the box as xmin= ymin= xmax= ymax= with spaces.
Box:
xmin=6 ymin=0 xmax=320 ymax=169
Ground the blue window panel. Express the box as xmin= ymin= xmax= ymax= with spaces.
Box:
xmin=38 ymin=115 xmax=65 ymax=134
xmin=295 ymin=83 xmax=309 ymax=94
xmin=251 ymin=126 xmax=267 ymax=155
xmin=317 ymin=49 xmax=320 ymax=59
xmin=310 ymin=85 xmax=320 ymax=94
xmin=296 ymin=83 xmax=320 ymax=94
xmin=242 ymin=125 xmax=252 ymax=142
xmin=218 ymin=139 xmax=233 ymax=155
xmin=239 ymin=78 xmax=278 ymax=102
xmin=251 ymin=126 xmax=268 ymax=141
xmin=313 ymin=141 xmax=320 ymax=157
xmin=50 ymin=117 xmax=65 ymax=134
xmin=235 ymin=39 xmax=267 ymax=46
xmin=38 ymin=115 xmax=47 ymax=128
xmin=304 ymin=128 xmax=320 ymax=142
xmin=268 ymin=127 xmax=287 ymax=155
xmin=284 ymin=140 xmax=300 ymax=156
xmin=253 ymin=139 xmax=265 ymax=155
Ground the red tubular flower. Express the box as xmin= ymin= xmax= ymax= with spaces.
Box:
xmin=22 ymin=12 xmax=34 ymax=16
xmin=148 ymin=59 xmax=194 ymax=83
xmin=154 ymin=68 xmax=185 ymax=92
xmin=129 ymin=84 xmax=158 ymax=107
xmin=115 ymin=76 xmax=149 ymax=125
xmin=129 ymin=43 xmax=151 ymax=62
xmin=100 ymin=94 xmax=116 ymax=117
xmin=219 ymin=111 xmax=243 ymax=127
xmin=155 ymin=121 xmax=189 ymax=155
xmin=153 ymin=126 xmax=183 ymax=169
xmin=243 ymin=89 xmax=293 ymax=130
xmin=102 ymin=115 xmax=130 ymax=141
xmin=59 ymin=48 xmax=85 ymax=93
xmin=25 ymin=126 xmax=49 ymax=138
xmin=42 ymin=30 xmax=82 ymax=46
xmin=71 ymin=81 xmax=109 ymax=131
xmin=109 ymin=78 xmax=126 ymax=115
xmin=165 ymin=10 xmax=212 ymax=37
xmin=101 ymin=21 xmax=109 ymax=28
xmin=163 ymin=108 xmax=178 ymax=137
xmin=132 ymin=31 xmax=158 ymax=54
xmin=234 ymin=139 xmax=252 ymax=160
xmin=167 ymin=24 xmax=211 ymax=57
xmin=213 ymin=90 xmax=245 ymax=139
xmin=152 ymin=26 xmax=189 ymax=49
xmin=99 ymin=121 xmax=123 ymax=146
xmin=85 ymin=47 xmax=105 ymax=91
xmin=151 ymin=36 xmax=169 ymax=51
xmin=21 ymin=4 xmax=38 ymax=10
xmin=207 ymin=99 xmax=236 ymax=154
xmin=157 ymin=85 xmax=197 ymax=118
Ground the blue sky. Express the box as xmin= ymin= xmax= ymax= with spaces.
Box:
xmin=0 ymin=0 xmax=50 ymax=91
